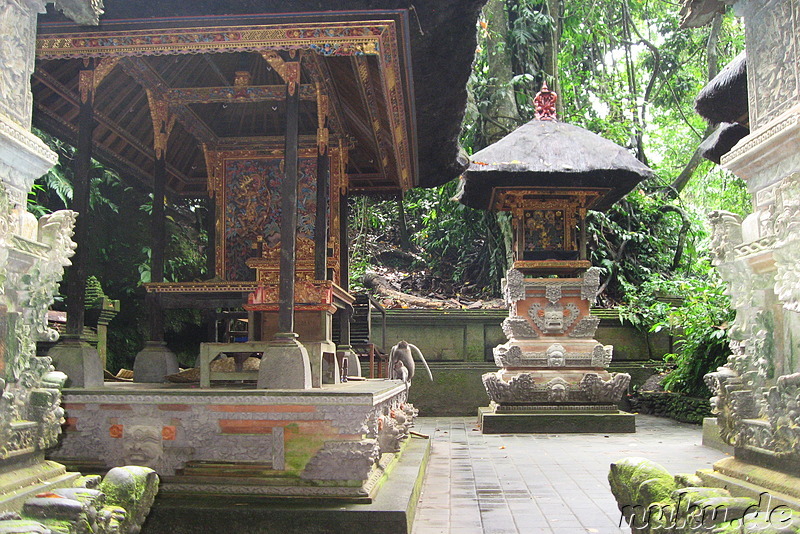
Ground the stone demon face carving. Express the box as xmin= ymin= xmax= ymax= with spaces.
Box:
xmin=543 ymin=310 xmax=564 ymax=333
xmin=122 ymin=425 xmax=164 ymax=468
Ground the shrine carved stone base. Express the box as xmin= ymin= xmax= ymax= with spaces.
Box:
xmin=480 ymin=268 xmax=634 ymax=433
xmin=478 ymin=403 xmax=635 ymax=434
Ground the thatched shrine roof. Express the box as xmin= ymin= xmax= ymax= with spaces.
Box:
xmin=699 ymin=122 xmax=750 ymax=164
xmin=695 ymin=52 xmax=748 ymax=126
xmin=34 ymin=1 xmax=486 ymax=195
xmin=456 ymin=119 xmax=654 ymax=212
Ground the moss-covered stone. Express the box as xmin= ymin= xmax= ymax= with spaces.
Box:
xmin=97 ymin=466 xmax=158 ymax=534
xmin=609 ymin=456 xmax=679 ymax=534
xmin=72 ymin=476 xmax=100 ymax=490
xmin=639 ymin=476 xmax=679 ymax=505
xmin=0 ymin=519 xmax=52 ymax=533
xmin=674 ymin=473 xmax=704 ymax=488
xmin=713 ymin=510 xmax=800 ymax=534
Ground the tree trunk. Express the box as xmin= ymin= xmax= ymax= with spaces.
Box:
xmin=484 ymin=0 xmax=519 ymax=142
xmin=396 ymin=193 xmax=415 ymax=252
xmin=544 ymin=0 xmax=563 ymax=117
xmin=667 ymin=12 xmax=722 ymax=195
xmin=668 ymin=124 xmax=716 ymax=195
xmin=363 ymin=272 xmax=461 ymax=309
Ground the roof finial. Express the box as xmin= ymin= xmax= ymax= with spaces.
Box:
xmin=534 ymin=81 xmax=557 ymax=121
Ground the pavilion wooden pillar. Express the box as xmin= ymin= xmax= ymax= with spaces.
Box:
xmin=277 ymin=60 xmax=300 ymax=334
xmin=314 ymin=88 xmax=329 ymax=282
xmin=65 ymin=66 xmax=95 ymax=339
xmin=579 ymin=208 xmax=588 ymax=261
xmin=340 ymin=192 xmax=350 ymax=294
xmin=205 ymin=196 xmax=216 ymax=278
xmin=48 ymin=63 xmax=104 ymax=388
xmin=336 ymin=189 xmax=360 ymax=376
xmin=202 ymin=196 xmax=217 ymax=344
xmin=258 ymin=54 xmax=312 ymax=389
xmin=133 ymin=92 xmax=179 ymax=383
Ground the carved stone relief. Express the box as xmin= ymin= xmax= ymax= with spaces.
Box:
xmin=581 ymin=267 xmax=602 ymax=302
xmin=503 ymin=268 xmax=526 ymax=309
xmin=482 ymin=370 xmax=631 ymax=404
xmin=742 ymin=0 xmax=799 ymax=129
xmin=300 ymin=439 xmax=380 ymax=481
xmin=501 ymin=316 xmax=538 ymax=340
xmin=528 ymin=302 xmax=579 ymax=334
xmin=0 ymin=0 xmax=43 ymax=129
xmin=568 ymin=316 xmax=601 ymax=338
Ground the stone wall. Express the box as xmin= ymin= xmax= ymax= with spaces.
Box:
xmin=367 ymin=309 xmax=668 ymax=416
xmin=372 ymin=308 xmax=671 ymax=363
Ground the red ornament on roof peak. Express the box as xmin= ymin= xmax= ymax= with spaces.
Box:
xmin=534 ymin=81 xmax=557 ymax=121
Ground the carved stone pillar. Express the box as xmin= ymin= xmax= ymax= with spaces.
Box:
xmin=0 ymin=0 xmax=103 ymax=517
xmin=702 ymin=0 xmax=800 ymax=487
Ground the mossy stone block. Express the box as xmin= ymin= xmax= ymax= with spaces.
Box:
xmin=98 ymin=467 xmax=159 ymax=534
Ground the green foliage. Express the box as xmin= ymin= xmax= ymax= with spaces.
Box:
xmin=348 ymin=184 xmax=510 ymax=296
xmin=405 ymin=182 xmax=509 ymax=294
xmin=31 ymin=130 xmax=209 ymax=372
xmin=619 ymin=267 xmax=733 ymax=397
xmin=29 ymin=128 xmax=121 ymax=216
xmin=84 ymin=276 xmax=106 ymax=308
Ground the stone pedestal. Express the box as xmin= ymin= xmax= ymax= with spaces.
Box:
xmin=480 ymin=268 xmax=634 ymax=433
xmin=257 ymin=332 xmax=312 ymax=389
xmin=248 ymin=298 xmax=341 ymax=388
xmin=339 ymin=346 xmax=362 ymax=378
xmin=133 ymin=341 xmax=179 ymax=383
xmin=47 ymin=338 xmax=103 ymax=387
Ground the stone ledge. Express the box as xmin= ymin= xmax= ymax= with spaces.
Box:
xmin=140 ymin=435 xmax=431 ymax=534
xmin=706 ymin=456 xmax=800 ymax=503
xmin=697 ymin=466 xmax=800 ymax=513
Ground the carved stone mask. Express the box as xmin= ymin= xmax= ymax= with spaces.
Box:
xmin=544 ymin=310 xmax=564 ymax=333
xmin=122 ymin=425 xmax=164 ymax=468
xmin=546 ymin=344 xmax=566 ymax=367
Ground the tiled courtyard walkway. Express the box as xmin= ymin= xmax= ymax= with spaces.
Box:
xmin=412 ymin=415 xmax=726 ymax=534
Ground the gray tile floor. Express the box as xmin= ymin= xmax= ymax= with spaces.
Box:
xmin=412 ymin=415 xmax=727 ymax=534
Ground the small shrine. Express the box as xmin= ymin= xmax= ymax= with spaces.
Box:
xmin=457 ymin=84 xmax=654 ymax=433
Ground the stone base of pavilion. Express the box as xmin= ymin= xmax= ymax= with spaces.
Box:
xmin=478 ymin=402 xmax=635 ymax=434
xmin=49 ymin=380 xmax=423 ymax=503
xmin=140 ymin=435 xmax=429 ymax=534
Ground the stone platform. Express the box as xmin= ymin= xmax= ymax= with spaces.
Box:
xmin=141 ymin=434 xmax=430 ymax=534
xmin=697 ymin=457 xmax=800 ymax=513
xmin=51 ymin=379 xmax=415 ymax=500
xmin=0 ymin=456 xmax=81 ymax=512
xmin=478 ymin=405 xmax=635 ymax=434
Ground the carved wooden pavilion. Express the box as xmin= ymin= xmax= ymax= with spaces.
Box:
xmin=31 ymin=3 xmax=489 ymax=521
xmin=33 ymin=1 xmax=484 ymax=387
